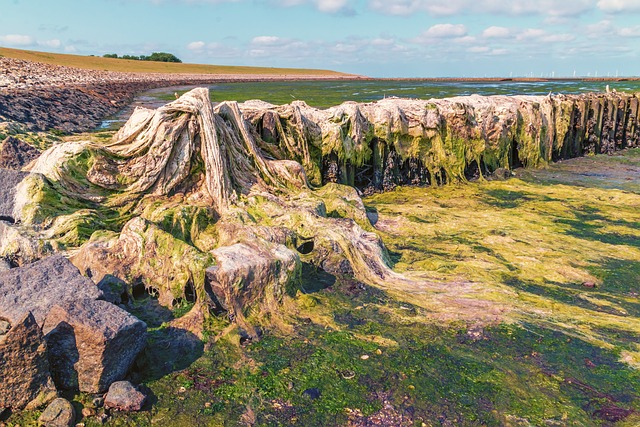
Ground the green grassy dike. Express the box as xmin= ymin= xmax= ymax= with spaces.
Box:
xmin=0 ymin=46 xmax=351 ymax=77
xmin=5 ymin=150 xmax=640 ymax=426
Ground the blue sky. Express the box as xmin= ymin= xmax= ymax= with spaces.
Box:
xmin=1 ymin=0 xmax=640 ymax=77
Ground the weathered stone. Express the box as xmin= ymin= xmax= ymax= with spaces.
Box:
xmin=0 ymin=258 xmax=9 ymax=271
xmin=0 ymin=255 xmax=103 ymax=325
xmin=38 ymin=397 xmax=76 ymax=427
xmin=96 ymin=274 xmax=128 ymax=305
xmin=104 ymin=381 xmax=146 ymax=412
xmin=43 ymin=299 xmax=147 ymax=393
xmin=0 ymin=136 xmax=41 ymax=170
xmin=206 ymin=241 xmax=299 ymax=328
xmin=0 ymin=312 xmax=57 ymax=410
xmin=0 ymin=168 xmax=27 ymax=222
xmin=0 ymin=320 xmax=9 ymax=335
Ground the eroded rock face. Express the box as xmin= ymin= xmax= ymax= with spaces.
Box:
xmin=207 ymin=241 xmax=300 ymax=327
xmin=0 ymin=168 xmax=27 ymax=222
xmin=0 ymin=312 xmax=57 ymax=410
xmin=0 ymin=136 xmax=41 ymax=170
xmin=43 ymin=299 xmax=147 ymax=393
xmin=0 ymin=255 xmax=102 ymax=325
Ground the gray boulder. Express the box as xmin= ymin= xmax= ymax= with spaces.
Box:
xmin=0 ymin=254 xmax=103 ymax=325
xmin=0 ymin=136 xmax=41 ymax=170
xmin=0 ymin=168 xmax=27 ymax=222
xmin=43 ymin=299 xmax=147 ymax=393
xmin=38 ymin=397 xmax=76 ymax=427
xmin=104 ymin=381 xmax=147 ymax=412
xmin=0 ymin=312 xmax=57 ymax=410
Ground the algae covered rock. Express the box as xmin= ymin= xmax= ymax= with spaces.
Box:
xmin=0 ymin=168 xmax=27 ymax=222
xmin=7 ymin=87 xmax=639 ymax=331
xmin=0 ymin=312 xmax=57 ymax=410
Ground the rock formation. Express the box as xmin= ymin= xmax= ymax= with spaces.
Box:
xmin=2 ymin=88 xmax=639 ymax=332
xmin=0 ymin=136 xmax=41 ymax=170
xmin=0 ymin=168 xmax=27 ymax=223
xmin=0 ymin=256 xmax=147 ymax=394
xmin=0 ymin=312 xmax=57 ymax=410
xmin=43 ymin=299 xmax=147 ymax=393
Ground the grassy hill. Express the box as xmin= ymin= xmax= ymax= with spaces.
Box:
xmin=0 ymin=46 xmax=352 ymax=77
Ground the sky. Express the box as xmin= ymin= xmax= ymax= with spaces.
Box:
xmin=1 ymin=0 xmax=640 ymax=77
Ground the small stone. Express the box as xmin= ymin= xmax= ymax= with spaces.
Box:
xmin=375 ymin=349 xmax=382 ymax=355
xmin=39 ymin=398 xmax=76 ymax=427
xmin=91 ymin=397 xmax=104 ymax=408
xmin=178 ymin=386 xmax=187 ymax=393
xmin=303 ymin=388 xmax=321 ymax=400
xmin=104 ymin=381 xmax=146 ymax=412
xmin=582 ymin=281 xmax=597 ymax=288
xmin=204 ymin=402 xmax=212 ymax=408
xmin=97 ymin=412 xmax=109 ymax=424
xmin=0 ymin=320 xmax=9 ymax=335
xmin=360 ymin=354 xmax=370 ymax=360
xmin=81 ymin=407 xmax=96 ymax=418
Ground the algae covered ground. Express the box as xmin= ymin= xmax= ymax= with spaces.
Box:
xmin=6 ymin=150 xmax=640 ymax=426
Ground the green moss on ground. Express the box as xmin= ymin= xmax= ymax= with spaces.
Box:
xmin=6 ymin=148 xmax=640 ymax=425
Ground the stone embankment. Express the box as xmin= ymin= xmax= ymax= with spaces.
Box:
xmin=0 ymin=56 xmax=355 ymax=132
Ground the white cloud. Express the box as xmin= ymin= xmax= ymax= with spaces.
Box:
xmin=597 ymin=0 xmax=640 ymax=12
xmin=370 ymin=38 xmax=396 ymax=47
xmin=541 ymin=33 xmax=575 ymax=42
xmin=482 ymin=26 xmax=511 ymax=38
xmin=315 ymin=0 xmax=349 ymax=13
xmin=0 ymin=34 xmax=34 ymax=46
xmin=423 ymin=23 xmax=467 ymax=38
xmin=187 ymin=41 xmax=206 ymax=50
xmin=468 ymin=46 xmax=490 ymax=53
xmin=618 ymin=25 xmax=640 ymax=37
xmin=368 ymin=0 xmax=592 ymax=16
xmin=37 ymin=39 xmax=62 ymax=48
xmin=251 ymin=36 xmax=284 ymax=45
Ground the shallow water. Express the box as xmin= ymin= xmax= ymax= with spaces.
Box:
xmin=99 ymin=79 xmax=640 ymax=129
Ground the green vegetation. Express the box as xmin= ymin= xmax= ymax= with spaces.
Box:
xmin=0 ymin=46 xmax=350 ymax=76
xmin=8 ymin=149 xmax=639 ymax=426
xmin=103 ymin=52 xmax=182 ymax=63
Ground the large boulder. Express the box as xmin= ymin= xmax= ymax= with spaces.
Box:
xmin=43 ymin=299 xmax=147 ymax=393
xmin=0 ymin=312 xmax=57 ymax=410
xmin=0 ymin=136 xmax=41 ymax=170
xmin=0 ymin=168 xmax=27 ymax=222
xmin=0 ymin=254 xmax=102 ymax=325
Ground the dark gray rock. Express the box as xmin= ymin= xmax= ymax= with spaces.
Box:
xmin=38 ymin=397 xmax=76 ymax=427
xmin=0 ymin=254 xmax=103 ymax=325
xmin=0 ymin=168 xmax=27 ymax=222
xmin=0 ymin=312 xmax=57 ymax=410
xmin=0 ymin=136 xmax=41 ymax=170
xmin=97 ymin=274 xmax=129 ymax=305
xmin=43 ymin=299 xmax=147 ymax=393
xmin=104 ymin=381 xmax=146 ymax=412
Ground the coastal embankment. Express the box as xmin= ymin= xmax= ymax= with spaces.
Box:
xmin=0 ymin=55 xmax=361 ymax=132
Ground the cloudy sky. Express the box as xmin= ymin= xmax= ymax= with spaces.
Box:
xmin=1 ymin=0 xmax=639 ymax=77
